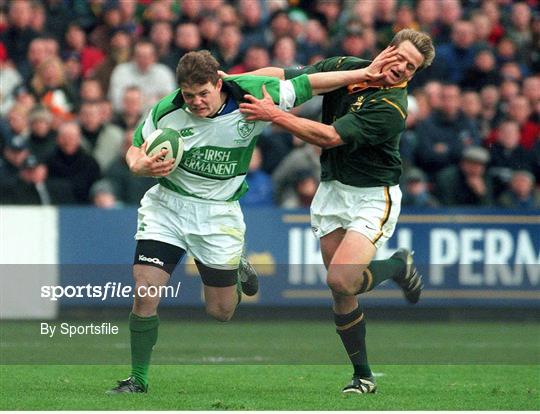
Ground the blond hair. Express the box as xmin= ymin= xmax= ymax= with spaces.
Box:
xmin=390 ymin=29 xmax=435 ymax=71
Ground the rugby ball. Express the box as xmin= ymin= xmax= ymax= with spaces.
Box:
xmin=145 ymin=128 xmax=184 ymax=172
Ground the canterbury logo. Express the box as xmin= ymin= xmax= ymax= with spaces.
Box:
xmin=138 ymin=255 xmax=164 ymax=266
xmin=180 ymin=128 xmax=194 ymax=137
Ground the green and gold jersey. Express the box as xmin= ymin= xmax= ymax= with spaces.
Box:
xmin=285 ymin=56 xmax=407 ymax=187
xmin=133 ymin=75 xmax=312 ymax=201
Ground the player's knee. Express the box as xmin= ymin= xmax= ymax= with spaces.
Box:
xmin=133 ymin=283 xmax=160 ymax=314
xmin=326 ymin=272 xmax=356 ymax=296
xmin=205 ymin=304 xmax=235 ymax=322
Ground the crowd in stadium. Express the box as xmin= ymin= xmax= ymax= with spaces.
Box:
xmin=0 ymin=0 xmax=539 ymax=208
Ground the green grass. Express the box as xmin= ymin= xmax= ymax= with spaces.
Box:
xmin=1 ymin=320 xmax=539 ymax=410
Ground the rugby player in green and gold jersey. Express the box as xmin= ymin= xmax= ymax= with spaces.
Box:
xmin=239 ymin=29 xmax=435 ymax=394
xmin=107 ymin=49 xmax=402 ymax=394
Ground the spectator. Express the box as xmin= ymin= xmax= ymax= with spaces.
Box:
xmin=1 ymin=0 xmax=38 ymax=67
xmin=28 ymin=106 xmax=56 ymax=163
xmin=460 ymin=48 xmax=501 ymax=91
xmin=498 ymin=170 xmax=540 ymax=209
xmin=0 ymin=44 xmax=22 ymax=116
xmin=112 ymin=86 xmax=144 ymax=131
xmin=217 ymin=3 xmax=240 ymax=27
xmin=461 ymin=91 xmax=483 ymax=137
xmin=46 ymin=121 xmax=101 ymax=204
xmin=5 ymin=104 xmax=30 ymax=146
xmin=91 ymin=28 xmax=132 ymax=95
xmin=240 ymin=146 xmax=273 ymax=207
xmin=213 ymin=24 xmax=243 ymax=72
xmin=438 ymin=0 xmax=463 ymax=44
xmin=271 ymin=36 xmax=299 ymax=68
xmin=90 ymin=179 xmax=122 ymax=209
xmin=401 ymin=168 xmax=440 ymax=208
xmin=337 ymin=27 xmax=369 ymax=60
xmin=150 ymin=21 xmax=174 ymax=64
xmin=1 ymin=154 xmax=75 ymax=205
xmin=480 ymin=85 xmax=504 ymax=134
xmin=416 ymin=84 xmax=481 ymax=178
xmin=79 ymin=78 xmax=105 ymax=103
xmin=63 ymin=23 xmax=105 ymax=78
xmin=522 ymin=76 xmax=540 ymax=108
xmin=89 ymin=1 xmax=125 ymax=51
xmin=108 ymin=40 xmax=175 ymax=111
xmin=506 ymin=95 xmax=540 ymax=150
xmin=239 ymin=0 xmax=266 ymax=50
xmin=105 ymin=128 xmax=155 ymax=205
xmin=268 ymin=10 xmax=291 ymax=45
xmin=162 ymin=22 xmax=201 ymax=72
xmin=415 ymin=0 xmax=439 ymax=37
xmin=434 ymin=20 xmax=479 ymax=84
xmin=78 ymin=100 xmax=124 ymax=172
xmin=28 ymin=56 xmax=78 ymax=125
xmin=0 ymin=135 xmax=30 ymax=185
xmin=435 ymin=146 xmax=493 ymax=206
xmin=482 ymin=0 xmax=505 ymax=45
xmin=229 ymin=45 xmax=270 ymax=75
xmin=272 ymin=139 xmax=321 ymax=207
xmin=488 ymin=120 xmax=532 ymax=197
xmin=283 ymin=169 xmax=319 ymax=208
xmin=18 ymin=37 xmax=50 ymax=82
xmin=507 ymin=2 xmax=532 ymax=62
xmin=198 ymin=12 xmax=221 ymax=50
xmin=179 ymin=0 xmax=201 ymax=23
xmin=300 ymin=18 xmax=328 ymax=62
xmin=471 ymin=12 xmax=494 ymax=47
xmin=423 ymin=80 xmax=442 ymax=112
xmin=400 ymin=96 xmax=420 ymax=170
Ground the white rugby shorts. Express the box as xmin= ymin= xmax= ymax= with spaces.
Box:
xmin=135 ymin=185 xmax=245 ymax=269
xmin=310 ymin=180 xmax=402 ymax=249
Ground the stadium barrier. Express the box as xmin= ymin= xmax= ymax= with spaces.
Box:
xmin=1 ymin=206 xmax=539 ymax=319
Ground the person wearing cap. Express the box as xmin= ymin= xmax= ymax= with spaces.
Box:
xmin=435 ymin=146 xmax=493 ymax=206
xmin=237 ymin=29 xmax=435 ymax=394
xmin=402 ymin=167 xmax=440 ymax=207
xmin=0 ymin=135 xmax=30 ymax=187
xmin=498 ymin=170 xmax=540 ymax=209
xmin=28 ymin=106 xmax=56 ymax=163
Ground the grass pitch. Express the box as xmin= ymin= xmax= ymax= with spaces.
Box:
xmin=1 ymin=320 xmax=539 ymax=410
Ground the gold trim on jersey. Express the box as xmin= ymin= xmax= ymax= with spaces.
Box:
xmin=382 ymin=98 xmax=406 ymax=119
xmin=347 ymin=80 xmax=408 ymax=94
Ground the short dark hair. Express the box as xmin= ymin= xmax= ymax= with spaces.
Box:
xmin=176 ymin=50 xmax=220 ymax=86
xmin=389 ymin=29 xmax=435 ymax=71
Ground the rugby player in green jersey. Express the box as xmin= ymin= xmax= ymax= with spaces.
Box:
xmin=107 ymin=49 xmax=401 ymax=394
xmin=239 ymin=30 xmax=435 ymax=394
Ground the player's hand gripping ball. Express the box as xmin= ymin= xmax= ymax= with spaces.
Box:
xmin=145 ymin=128 xmax=184 ymax=173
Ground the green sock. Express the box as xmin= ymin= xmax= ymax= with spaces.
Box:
xmin=334 ymin=307 xmax=372 ymax=378
xmin=129 ymin=312 xmax=159 ymax=388
xmin=357 ymin=258 xmax=405 ymax=294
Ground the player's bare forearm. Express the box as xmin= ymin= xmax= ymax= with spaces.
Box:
xmin=239 ymin=85 xmax=342 ymax=148
xmin=239 ymin=67 xmax=285 ymax=79
xmin=270 ymin=111 xmax=343 ymax=148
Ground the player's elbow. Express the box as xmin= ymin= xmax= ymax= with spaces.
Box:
xmin=319 ymin=128 xmax=343 ymax=149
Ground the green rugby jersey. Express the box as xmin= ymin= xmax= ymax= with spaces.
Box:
xmin=285 ymin=57 xmax=407 ymax=187
xmin=133 ymin=75 xmax=312 ymax=201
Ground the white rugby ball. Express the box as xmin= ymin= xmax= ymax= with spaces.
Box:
xmin=145 ymin=128 xmax=184 ymax=172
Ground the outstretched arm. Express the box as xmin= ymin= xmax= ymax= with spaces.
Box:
xmin=240 ymin=85 xmax=343 ymax=148
xmin=309 ymin=46 xmax=399 ymax=94
xmin=223 ymin=47 xmax=400 ymax=94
